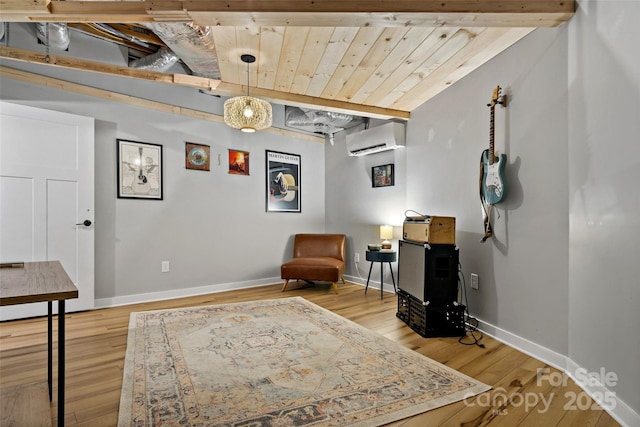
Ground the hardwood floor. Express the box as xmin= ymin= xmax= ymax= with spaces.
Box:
xmin=0 ymin=282 xmax=620 ymax=426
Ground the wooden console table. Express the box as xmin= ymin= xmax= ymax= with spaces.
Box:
xmin=0 ymin=261 xmax=78 ymax=427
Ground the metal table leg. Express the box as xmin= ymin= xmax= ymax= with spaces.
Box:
xmin=388 ymin=262 xmax=397 ymax=293
xmin=365 ymin=262 xmax=374 ymax=294
xmin=380 ymin=262 xmax=384 ymax=299
xmin=57 ymin=300 xmax=65 ymax=427
xmin=48 ymin=301 xmax=52 ymax=401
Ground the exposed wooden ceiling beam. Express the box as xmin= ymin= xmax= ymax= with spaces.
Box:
xmin=0 ymin=65 xmax=326 ymax=142
xmin=0 ymin=46 xmax=410 ymax=120
xmin=1 ymin=0 xmax=575 ymax=27
xmin=0 ymin=46 xmax=194 ymax=84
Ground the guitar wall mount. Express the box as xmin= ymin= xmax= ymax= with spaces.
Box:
xmin=487 ymin=94 xmax=507 ymax=108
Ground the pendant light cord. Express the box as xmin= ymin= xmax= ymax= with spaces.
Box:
xmin=246 ymin=59 xmax=250 ymax=96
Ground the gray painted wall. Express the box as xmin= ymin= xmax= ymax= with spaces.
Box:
xmin=328 ymin=27 xmax=571 ymax=351
xmin=326 ymin=0 xmax=638 ymax=421
xmin=567 ymin=0 xmax=640 ymax=419
xmin=1 ymin=54 xmax=327 ymax=303
xmin=407 ymin=24 xmax=571 ymax=353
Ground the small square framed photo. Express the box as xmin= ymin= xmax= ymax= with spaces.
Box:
xmin=228 ymin=149 xmax=250 ymax=175
xmin=372 ymin=164 xmax=394 ymax=188
xmin=185 ymin=142 xmax=211 ymax=171
xmin=117 ymin=139 xmax=163 ymax=200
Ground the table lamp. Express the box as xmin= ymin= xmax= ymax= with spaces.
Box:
xmin=380 ymin=225 xmax=393 ymax=249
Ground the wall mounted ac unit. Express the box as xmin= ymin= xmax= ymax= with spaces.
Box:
xmin=346 ymin=122 xmax=405 ymax=156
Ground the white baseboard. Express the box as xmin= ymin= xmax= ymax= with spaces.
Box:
xmin=564 ymin=359 xmax=639 ymax=427
xmin=473 ymin=317 xmax=567 ymax=370
xmin=94 ymin=277 xmax=281 ymax=308
xmin=95 ymin=276 xmax=375 ymax=308
xmin=475 ymin=317 xmax=639 ymax=427
xmin=344 ymin=274 xmax=366 ymax=286
xmin=344 ymin=274 xmax=397 ymax=295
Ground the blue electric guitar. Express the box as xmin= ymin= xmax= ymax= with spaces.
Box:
xmin=481 ymin=86 xmax=507 ymax=205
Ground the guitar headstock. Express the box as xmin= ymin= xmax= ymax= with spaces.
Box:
xmin=488 ymin=85 xmax=506 ymax=107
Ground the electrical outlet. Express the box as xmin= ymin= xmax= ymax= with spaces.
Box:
xmin=162 ymin=261 xmax=170 ymax=273
xmin=471 ymin=273 xmax=479 ymax=290
xmin=354 ymin=252 xmax=360 ymax=263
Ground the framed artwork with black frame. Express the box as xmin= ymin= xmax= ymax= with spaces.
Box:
xmin=266 ymin=150 xmax=301 ymax=212
xmin=117 ymin=139 xmax=163 ymax=200
xmin=372 ymin=163 xmax=394 ymax=188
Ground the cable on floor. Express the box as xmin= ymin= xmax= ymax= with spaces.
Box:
xmin=457 ymin=263 xmax=485 ymax=348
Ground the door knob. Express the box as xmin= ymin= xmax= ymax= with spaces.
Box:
xmin=76 ymin=220 xmax=92 ymax=227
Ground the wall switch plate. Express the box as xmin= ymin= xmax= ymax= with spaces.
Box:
xmin=471 ymin=273 xmax=479 ymax=290
xmin=162 ymin=261 xmax=170 ymax=273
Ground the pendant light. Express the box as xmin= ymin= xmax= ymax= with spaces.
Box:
xmin=223 ymin=54 xmax=272 ymax=133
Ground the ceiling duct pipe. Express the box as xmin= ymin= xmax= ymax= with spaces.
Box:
xmin=143 ymin=23 xmax=220 ymax=78
xmin=285 ymin=107 xmax=355 ymax=128
xmin=36 ymin=23 xmax=70 ymax=50
xmin=284 ymin=106 xmax=366 ymax=144
xmin=129 ymin=47 xmax=179 ymax=72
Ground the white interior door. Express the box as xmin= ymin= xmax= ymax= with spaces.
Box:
xmin=0 ymin=101 xmax=95 ymax=320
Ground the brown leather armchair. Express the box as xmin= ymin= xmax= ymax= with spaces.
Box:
xmin=281 ymin=234 xmax=347 ymax=294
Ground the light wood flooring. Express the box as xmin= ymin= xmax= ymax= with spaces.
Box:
xmin=0 ymin=282 xmax=620 ymax=426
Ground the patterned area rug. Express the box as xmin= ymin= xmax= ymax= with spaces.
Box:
xmin=118 ymin=297 xmax=489 ymax=426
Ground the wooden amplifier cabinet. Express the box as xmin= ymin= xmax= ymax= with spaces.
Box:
xmin=402 ymin=216 xmax=455 ymax=244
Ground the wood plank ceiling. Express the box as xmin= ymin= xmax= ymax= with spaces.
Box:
xmin=0 ymin=1 xmax=575 ymax=120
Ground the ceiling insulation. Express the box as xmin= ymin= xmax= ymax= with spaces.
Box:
xmin=143 ymin=23 xmax=220 ymax=79
xmin=129 ymin=47 xmax=178 ymax=71
xmin=36 ymin=23 xmax=69 ymax=50
xmin=284 ymin=106 xmax=367 ymax=142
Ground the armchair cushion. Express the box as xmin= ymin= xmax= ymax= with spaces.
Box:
xmin=281 ymin=234 xmax=346 ymax=294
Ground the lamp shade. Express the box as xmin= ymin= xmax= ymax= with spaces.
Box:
xmin=380 ymin=225 xmax=393 ymax=240
xmin=224 ymin=53 xmax=273 ymax=133
xmin=224 ymin=96 xmax=273 ymax=133
xmin=380 ymin=225 xmax=393 ymax=249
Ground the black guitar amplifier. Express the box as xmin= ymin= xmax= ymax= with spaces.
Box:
xmin=398 ymin=240 xmax=459 ymax=306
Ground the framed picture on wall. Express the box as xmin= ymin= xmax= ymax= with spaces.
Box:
xmin=185 ymin=142 xmax=210 ymax=171
xmin=266 ymin=150 xmax=301 ymax=212
xmin=228 ymin=149 xmax=250 ymax=175
xmin=372 ymin=163 xmax=394 ymax=188
xmin=117 ymin=139 xmax=163 ymax=200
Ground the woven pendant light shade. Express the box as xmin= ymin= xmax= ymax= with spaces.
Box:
xmin=223 ymin=54 xmax=272 ymax=133
xmin=224 ymin=96 xmax=272 ymax=133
